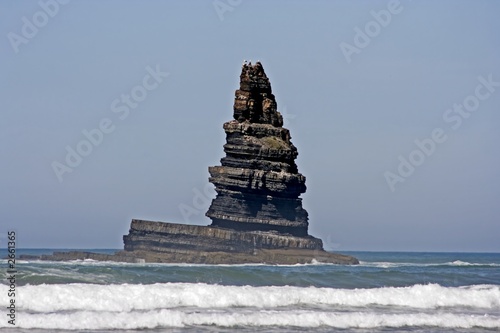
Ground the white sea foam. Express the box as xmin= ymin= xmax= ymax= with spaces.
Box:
xmin=1 ymin=309 xmax=499 ymax=330
xmin=360 ymin=261 xmax=500 ymax=268
xmin=448 ymin=260 xmax=500 ymax=267
xmin=8 ymin=258 xmax=273 ymax=267
xmin=1 ymin=283 xmax=499 ymax=330
xmin=3 ymin=283 xmax=499 ymax=313
xmin=6 ymin=257 xmax=498 ymax=268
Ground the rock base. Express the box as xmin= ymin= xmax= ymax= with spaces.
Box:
xmin=31 ymin=219 xmax=358 ymax=265
xmin=31 ymin=248 xmax=358 ymax=265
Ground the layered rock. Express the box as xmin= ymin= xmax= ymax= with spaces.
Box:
xmin=31 ymin=62 xmax=359 ymax=265
xmin=206 ymin=61 xmax=309 ymax=237
xmin=123 ymin=219 xmax=323 ymax=253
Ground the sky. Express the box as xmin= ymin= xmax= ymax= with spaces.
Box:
xmin=1 ymin=0 xmax=499 ymax=252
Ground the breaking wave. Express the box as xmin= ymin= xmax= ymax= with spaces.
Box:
xmin=10 ymin=283 xmax=500 ymax=311
xmin=1 ymin=283 xmax=499 ymax=330
xmin=359 ymin=261 xmax=500 ymax=268
xmin=4 ymin=310 xmax=500 ymax=330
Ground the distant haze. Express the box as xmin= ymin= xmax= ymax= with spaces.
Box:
xmin=1 ymin=0 xmax=499 ymax=252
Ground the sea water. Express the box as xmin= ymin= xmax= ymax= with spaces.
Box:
xmin=1 ymin=250 xmax=499 ymax=332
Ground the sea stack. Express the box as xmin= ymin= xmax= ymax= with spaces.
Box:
xmin=206 ymin=61 xmax=309 ymax=237
xmin=119 ymin=61 xmax=356 ymax=264
xmin=36 ymin=62 xmax=358 ymax=265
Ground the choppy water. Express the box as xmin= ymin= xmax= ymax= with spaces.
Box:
xmin=1 ymin=250 xmax=499 ymax=332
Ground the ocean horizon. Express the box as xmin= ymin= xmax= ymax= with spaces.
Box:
xmin=1 ymin=250 xmax=499 ymax=332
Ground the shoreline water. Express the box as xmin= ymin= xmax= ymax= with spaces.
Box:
xmin=1 ymin=250 xmax=499 ymax=332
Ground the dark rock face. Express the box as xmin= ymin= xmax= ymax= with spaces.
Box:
xmin=207 ymin=62 xmax=309 ymax=237
xmin=124 ymin=219 xmax=323 ymax=253
xmin=32 ymin=62 xmax=359 ymax=265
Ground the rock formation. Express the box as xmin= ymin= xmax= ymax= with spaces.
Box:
xmin=34 ymin=62 xmax=358 ymax=265
xmin=206 ymin=61 xmax=309 ymax=237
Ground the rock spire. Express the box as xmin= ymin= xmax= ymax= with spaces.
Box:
xmin=206 ymin=62 xmax=309 ymax=237
xmin=32 ymin=61 xmax=359 ymax=265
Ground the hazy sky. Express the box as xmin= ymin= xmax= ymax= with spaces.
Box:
xmin=1 ymin=0 xmax=499 ymax=252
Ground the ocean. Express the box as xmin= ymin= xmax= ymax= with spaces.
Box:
xmin=1 ymin=250 xmax=499 ymax=332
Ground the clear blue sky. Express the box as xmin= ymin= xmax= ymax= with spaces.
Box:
xmin=1 ymin=0 xmax=499 ymax=252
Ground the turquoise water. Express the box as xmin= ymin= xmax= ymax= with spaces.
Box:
xmin=1 ymin=250 xmax=499 ymax=332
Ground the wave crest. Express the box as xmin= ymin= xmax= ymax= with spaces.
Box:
xmin=5 ymin=283 xmax=500 ymax=313
xmin=1 ymin=283 xmax=499 ymax=330
xmin=2 ymin=309 xmax=500 ymax=330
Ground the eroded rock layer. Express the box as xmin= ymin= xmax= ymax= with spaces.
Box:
xmin=30 ymin=62 xmax=359 ymax=265
xmin=36 ymin=220 xmax=358 ymax=264
xmin=206 ymin=62 xmax=309 ymax=237
xmin=124 ymin=219 xmax=323 ymax=253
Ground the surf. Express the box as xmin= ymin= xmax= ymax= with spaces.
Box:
xmin=6 ymin=283 xmax=499 ymax=312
